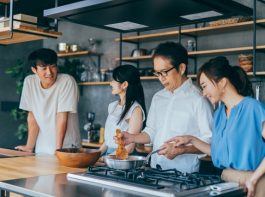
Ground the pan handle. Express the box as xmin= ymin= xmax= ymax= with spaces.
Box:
xmin=144 ymin=148 xmax=163 ymax=165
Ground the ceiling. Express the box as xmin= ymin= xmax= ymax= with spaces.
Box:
xmin=0 ymin=0 xmax=253 ymax=32
xmin=43 ymin=0 xmax=253 ymax=33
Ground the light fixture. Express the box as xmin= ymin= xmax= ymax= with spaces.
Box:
xmin=105 ymin=21 xmax=148 ymax=31
xmin=181 ymin=11 xmax=223 ymax=20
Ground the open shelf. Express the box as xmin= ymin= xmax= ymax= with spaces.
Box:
xmin=0 ymin=25 xmax=62 ymax=45
xmin=78 ymin=72 xmax=265 ymax=86
xmin=115 ymin=19 xmax=265 ymax=42
xmin=57 ymin=50 xmax=102 ymax=58
xmin=116 ymin=45 xmax=265 ymax=61
xmin=0 ymin=0 xmax=10 ymax=3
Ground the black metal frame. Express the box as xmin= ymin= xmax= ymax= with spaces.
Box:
xmin=117 ymin=0 xmax=265 ymax=79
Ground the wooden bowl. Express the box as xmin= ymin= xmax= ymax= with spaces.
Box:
xmin=56 ymin=148 xmax=100 ymax=168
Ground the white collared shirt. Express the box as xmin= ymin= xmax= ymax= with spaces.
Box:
xmin=144 ymin=78 xmax=213 ymax=172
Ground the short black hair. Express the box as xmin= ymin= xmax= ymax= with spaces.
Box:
xmin=28 ymin=48 xmax=57 ymax=68
xmin=153 ymin=42 xmax=188 ymax=75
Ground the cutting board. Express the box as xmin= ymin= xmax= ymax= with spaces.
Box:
xmin=0 ymin=148 xmax=34 ymax=157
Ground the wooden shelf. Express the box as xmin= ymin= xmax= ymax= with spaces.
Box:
xmin=117 ymin=45 xmax=265 ymax=61
xmin=116 ymin=55 xmax=152 ymax=61
xmin=57 ymin=50 xmax=102 ymax=58
xmin=79 ymin=81 xmax=110 ymax=85
xmin=115 ymin=19 xmax=265 ymax=42
xmin=78 ymin=75 xmax=198 ymax=86
xmin=189 ymin=45 xmax=265 ymax=56
xmin=78 ymin=72 xmax=265 ymax=86
xmin=0 ymin=0 xmax=10 ymax=3
xmin=247 ymin=71 xmax=265 ymax=76
xmin=0 ymin=25 xmax=62 ymax=45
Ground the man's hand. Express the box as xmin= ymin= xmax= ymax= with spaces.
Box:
xmin=158 ymin=142 xmax=185 ymax=160
xmin=113 ymin=131 xmax=135 ymax=145
xmin=15 ymin=145 xmax=33 ymax=153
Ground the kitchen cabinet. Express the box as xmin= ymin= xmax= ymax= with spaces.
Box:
xmin=0 ymin=0 xmax=62 ymax=45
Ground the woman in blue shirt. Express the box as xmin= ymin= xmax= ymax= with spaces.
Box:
xmin=162 ymin=56 xmax=265 ymax=197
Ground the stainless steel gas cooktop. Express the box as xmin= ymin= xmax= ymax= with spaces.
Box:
xmin=67 ymin=166 xmax=246 ymax=197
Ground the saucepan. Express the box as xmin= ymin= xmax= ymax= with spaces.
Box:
xmin=103 ymin=149 xmax=160 ymax=170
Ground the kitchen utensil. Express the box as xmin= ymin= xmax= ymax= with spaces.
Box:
xmin=144 ymin=148 xmax=161 ymax=165
xmin=103 ymin=155 xmax=145 ymax=170
xmin=186 ymin=40 xmax=196 ymax=51
xmin=56 ymin=148 xmax=100 ymax=168
xmin=103 ymin=147 xmax=162 ymax=170
xmin=131 ymin=49 xmax=147 ymax=57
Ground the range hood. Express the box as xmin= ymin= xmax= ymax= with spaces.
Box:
xmin=44 ymin=0 xmax=252 ymax=33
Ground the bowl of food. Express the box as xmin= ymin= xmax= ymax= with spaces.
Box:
xmin=56 ymin=148 xmax=100 ymax=168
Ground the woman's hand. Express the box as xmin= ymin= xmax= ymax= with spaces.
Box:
xmin=165 ymin=135 xmax=193 ymax=146
xmin=113 ymin=131 xmax=135 ymax=145
xmin=158 ymin=142 xmax=185 ymax=160
xmin=245 ymin=177 xmax=257 ymax=197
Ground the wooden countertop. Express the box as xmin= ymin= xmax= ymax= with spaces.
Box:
xmin=0 ymin=155 xmax=86 ymax=181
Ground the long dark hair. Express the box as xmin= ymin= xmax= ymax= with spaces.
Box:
xmin=112 ymin=65 xmax=146 ymax=127
xmin=197 ymin=56 xmax=253 ymax=97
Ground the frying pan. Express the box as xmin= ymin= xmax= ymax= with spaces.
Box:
xmin=103 ymin=149 xmax=160 ymax=170
xmin=103 ymin=155 xmax=145 ymax=170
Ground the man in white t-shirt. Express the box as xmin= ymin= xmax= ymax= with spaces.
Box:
xmin=15 ymin=48 xmax=81 ymax=154
xmin=119 ymin=42 xmax=213 ymax=173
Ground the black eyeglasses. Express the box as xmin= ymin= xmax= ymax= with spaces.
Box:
xmin=153 ymin=67 xmax=175 ymax=77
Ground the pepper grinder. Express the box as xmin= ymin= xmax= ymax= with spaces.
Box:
xmin=83 ymin=112 xmax=95 ymax=142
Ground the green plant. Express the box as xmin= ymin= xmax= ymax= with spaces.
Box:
xmin=5 ymin=59 xmax=30 ymax=140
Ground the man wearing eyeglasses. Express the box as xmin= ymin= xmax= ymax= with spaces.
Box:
xmin=120 ymin=42 xmax=213 ymax=173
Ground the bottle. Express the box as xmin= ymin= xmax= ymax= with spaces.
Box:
xmin=99 ymin=127 xmax=105 ymax=144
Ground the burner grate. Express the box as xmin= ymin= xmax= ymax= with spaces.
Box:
xmin=86 ymin=166 xmax=222 ymax=192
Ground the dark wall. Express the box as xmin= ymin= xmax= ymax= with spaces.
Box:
xmin=0 ymin=41 xmax=42 ymax=148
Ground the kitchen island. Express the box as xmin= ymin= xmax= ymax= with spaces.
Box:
xmin=0 ymin=153 xmax=247 ymax=197
xmin=0 ymin=155 xmax=147 ymax=197
xmin=0 ymin=154 xmax=86 ymax=197
xmin=0 ymin=155 xmax=86 ymax=182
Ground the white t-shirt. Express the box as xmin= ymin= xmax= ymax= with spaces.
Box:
xmin=144 ymin=78 xmax=213 ymax=172
xmin=19 ymin=73 xmax=81 ymax=154
xmin=104 ymin=100 xmax=145 ymax=149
